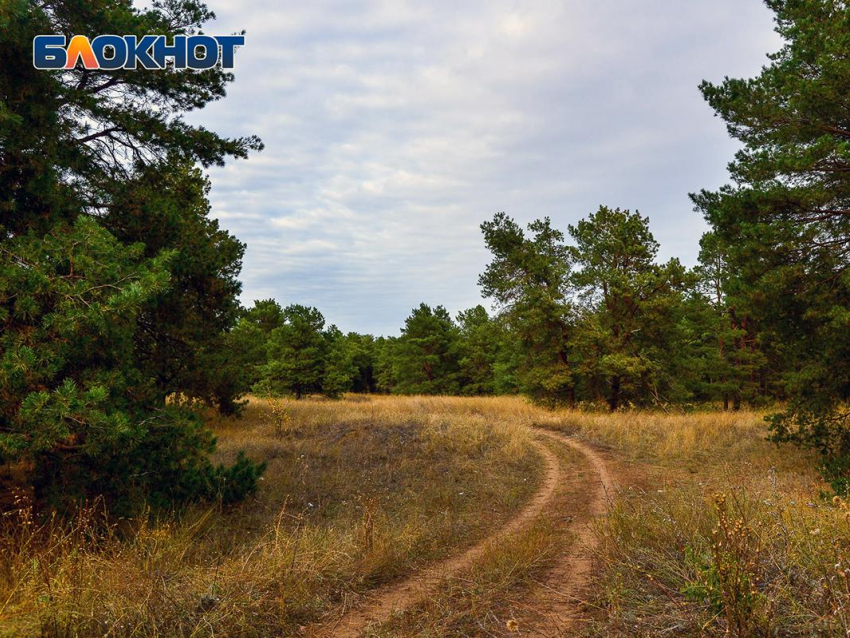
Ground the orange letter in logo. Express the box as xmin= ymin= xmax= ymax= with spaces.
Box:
xmin=65 ymin=35 xmax=99 ymax=69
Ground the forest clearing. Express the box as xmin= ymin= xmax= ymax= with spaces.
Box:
xmin=4 ymin=1 xmax=850 ymax=636
xmin=3 ymin=395 xmax=844 ymax=637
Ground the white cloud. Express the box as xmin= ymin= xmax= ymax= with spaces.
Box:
xmin=187 ymin=0 xmax=782 ymax=334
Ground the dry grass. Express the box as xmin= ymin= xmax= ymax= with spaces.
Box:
xmin=537 ymin=408 xmax=809 ymax=472
xmin=368 ymin=517 xmax=563 ymax=638
xmin=366 ymin=439 xmax=586 ymax=637
xmin=0 ymin=395 xmax=543 ymax=637
xmin=535 ymin=408 xmax=848 ymax=637
xmin=2 ymin=397 xmax=845 ymax=637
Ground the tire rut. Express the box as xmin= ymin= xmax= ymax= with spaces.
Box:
xmin=306 ymin=429 xmax=615 ymax=638
xmin=307 ymin=438 xmax=561 ymax=638
xmin=514 ymin=429 xmax=615 ymax=636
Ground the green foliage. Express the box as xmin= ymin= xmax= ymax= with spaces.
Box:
xmin=0 ymin=217 xmax=169 ymax=462
xmin=245 ymin=299 xmax=287 ymax=335
xmin=474 ymin=205 xmax=788 ymax=411
xmin=373 ymin=336 xmax=398 ymax=394
xmin=203 ymin=451 xmax=267 ymax=506
xmin=0 ymin=218 xmax=262 ymax=511
xmin=569 ymin=207 xmax=690 ymax=410
xmin=323 ymin=327 xmax=358 ymax=399
xmin=769 ymin=407 xmax=850 ymax=495
xmin=685 ymin=233 xmax=774 ymax=410
xmin=346 ymin=332 xmax=378 ymax=393
xmin=0 ymin=0 xmax=264 ymax=512
xmin=1 ymin=0 xmax=259 ymax=412
xmin=262 ymin=305 xmax=327 ymax=399
xmin=387 ymin=304 xmax=462 ymax=395
xmin=480 ymin=213 xmax=576 ymax=406
xmin=224 ymin=299 xmax=287 ymax=398
xmin=694 ymin=0 xmax=850 ymax=473
xmin=455 ymin=306 xmax=503 ymax=395
xmin=0 ymin=0 xmax=262 ymax=235
xmin=104 ymin=162 xmax=250 ymax=414
xmin=258 ymin=305 xmax=357 ymax=399
xmin=368 ymin=306 xmax=512 ymax=397
xmin=478 ymin=209 xmax=694 ymax=410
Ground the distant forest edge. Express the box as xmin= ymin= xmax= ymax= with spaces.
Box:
xmin=239 ymin=206 xmax=768 ymax=413
xmin=1 ymin=0 xmax=849 ymax=512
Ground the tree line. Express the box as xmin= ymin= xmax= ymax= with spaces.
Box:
xmin=237 ymin=206 xmax=775 ymax=414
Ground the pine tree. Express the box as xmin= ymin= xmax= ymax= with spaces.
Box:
xmin=0 ymin=0 xmax=264 ymax=511
xmin=0 ymin=218 xmax=263 ymax=511
xmin=263 ymin=305 xmax=328 ymax=399
xmin=479 ymin=213 xmax=576 ymax=406
xmin=455 ymin=306 xmax=501 ymax=395
xmin=693 ymin=0 xmax=850 ymax=489
xmin=322 ymin=327 xmax=357 ymax=399
xmin=392 ymin=304 xmax=461 ymax=395
xmin=569 ymin=207 xmax=688 ymax=410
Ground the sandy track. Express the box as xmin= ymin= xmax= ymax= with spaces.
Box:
xmin=515 ymin=429 xmax=616 ymax=636
xmin=306 ymin=429 xmax=615 ymax=638
xmin=306 ymin=438 xmax=562 ymax=638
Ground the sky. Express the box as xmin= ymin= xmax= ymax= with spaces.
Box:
xmin=189 ymin=0 xmax=782 ymax=336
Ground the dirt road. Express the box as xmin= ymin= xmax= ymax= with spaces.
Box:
xmin=307 ymin=428 xmax=615 ymax=637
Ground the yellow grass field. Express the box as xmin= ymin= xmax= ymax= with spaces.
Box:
xmin=2 ymin=395 xmax=847 ymax=637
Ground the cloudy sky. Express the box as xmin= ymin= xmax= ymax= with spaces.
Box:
xmin=191 ymin=0 xmax=781 ymax=336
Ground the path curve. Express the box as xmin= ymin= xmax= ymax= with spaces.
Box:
xmin=307 ymin=429 xmax=616 ymax=638
xmin=307 ymin=438 xmax=562 ymax=638
xmin=518 ymin=429 xmax=616 ymax=636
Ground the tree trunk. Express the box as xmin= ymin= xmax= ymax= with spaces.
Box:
xmin=609 ymin=375 xmax=621 ymax=411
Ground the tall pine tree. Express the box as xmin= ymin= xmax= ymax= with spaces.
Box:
xmin=0 ymin=0 xmax=263 ymax=511
xmin=693 ymin=0 xmax=850 ymax=489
